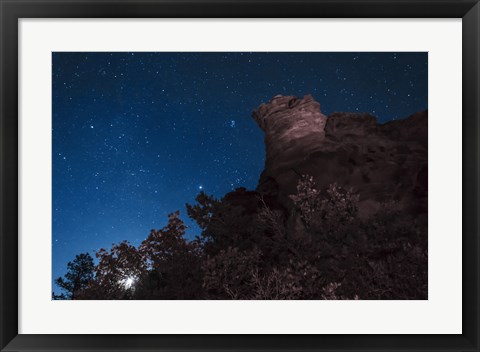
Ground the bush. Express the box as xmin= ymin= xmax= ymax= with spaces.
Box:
xmin=58 ymin=175 xmax=427 ymax=300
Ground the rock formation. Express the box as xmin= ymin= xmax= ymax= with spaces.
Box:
xmin=252 ymin=95 xmax=428 ymax=218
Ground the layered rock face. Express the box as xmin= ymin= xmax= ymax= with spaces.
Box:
xmin=252 ymin=95 xmax=328 ymax=172
xmin=252 ymin=95 xmax=428 ymax=218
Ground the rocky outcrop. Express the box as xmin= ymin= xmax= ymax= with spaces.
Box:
xmin=252 ymin=95 xmax=328 ymax=172
xmin=252 ymin=95 xmax=428 ymax=218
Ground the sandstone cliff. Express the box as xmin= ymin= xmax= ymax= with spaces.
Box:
xmin=252 ymin=95 xmax=428 ymax=218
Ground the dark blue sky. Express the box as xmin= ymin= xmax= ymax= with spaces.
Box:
xmin=52 ymin=52 xmax=427 ymax=289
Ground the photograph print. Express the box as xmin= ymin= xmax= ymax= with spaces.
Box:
xmin=52 ymin=52 xmax=428 ymax=300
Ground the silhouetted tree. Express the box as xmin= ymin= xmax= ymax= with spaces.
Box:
xmin=57 ymin=175 xmax=427 ymax=300
xmin=135 ymin=211 xmax=204 ymax=299
xmin=54 ymin=253 xmax=94 ymax=299
xmin=80 ymin=241 xmax=144 ymax=299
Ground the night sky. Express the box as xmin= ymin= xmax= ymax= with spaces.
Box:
xmin=52 ymin=52 xmax=427 ymax=289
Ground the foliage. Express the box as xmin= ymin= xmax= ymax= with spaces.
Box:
xmin=78 ymin=241 xmax=144 ymax=299
xmin=54 ymin=253 xmax=94 ymax=299
xmin=57 ymin=175 xmax=427 ymax=300
xmin=135 ymin=211 xmax=204 ymax=299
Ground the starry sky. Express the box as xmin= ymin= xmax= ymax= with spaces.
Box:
xmin=52 ymin=52 xmax=427 ymax=289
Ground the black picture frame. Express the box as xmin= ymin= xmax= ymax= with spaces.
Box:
xmin=1 ymin=0 xmax=478 ymax=351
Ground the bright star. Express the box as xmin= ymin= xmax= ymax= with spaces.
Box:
xmin=199 ymin=185 xmax=203 ymax=190
xmin=230 ymin=120 xmax=236 ymax=128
